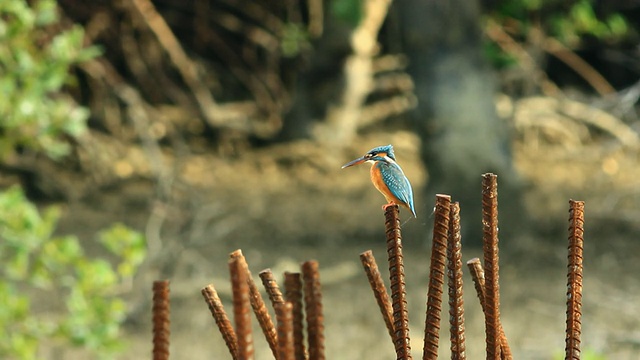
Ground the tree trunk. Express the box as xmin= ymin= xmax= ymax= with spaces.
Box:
xmin=396 ymin=0 xmax=524 ymax=242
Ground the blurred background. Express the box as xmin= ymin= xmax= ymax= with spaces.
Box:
xmin=2 ymin=0 xmax=640 ymax=358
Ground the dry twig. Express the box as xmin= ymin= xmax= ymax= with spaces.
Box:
xmin=317 ymin=0 xmax=394 ymax=144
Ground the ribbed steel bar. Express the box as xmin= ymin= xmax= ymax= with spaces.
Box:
xmin=229 ymin=256 xmax=254 ymax=360
xmin=201 ymin=284 xmax=239 ymax=360
xmin=259 ymin=268 xmax=285 ymax=307
xmin=423 ymin=195 xmax=451 ymax=360
xmin=230 ymin=250 xmax=278 ymax=358
xmin=302 ymin=260 xmax=325 ymax=360
xmin=285 ymin=272 xmax=307 ymax=360
xmin=447 ymin=202 xmax=466 ymax=360
xmin=275 ymin=302 xmax=295 ymax=360
xmin=385 ymin=204 xmax=412 ymax=360
xmin=466 ymin=259 xmax=512 ymax=360
xmin=466 ymin=258 xmax=486 ymax=306
xmin=482 ymin=173 xmax=501 ymax=360
xmin=360 ymin=250 xmax=395 ymax=343
xmin=565 ymin=200 xmax=585 ymax=360
xmin=152 ymin=280 xmax=170 ymax=360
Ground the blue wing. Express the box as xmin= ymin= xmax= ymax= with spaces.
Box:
xmin=379 ymin=162 xmax=416 ymax=217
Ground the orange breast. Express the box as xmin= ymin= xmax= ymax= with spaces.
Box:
xmin=370 ymin=164 xmax=396 ymax=203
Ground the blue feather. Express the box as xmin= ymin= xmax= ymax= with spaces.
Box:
xmin=376 ymin=161 xmax=416 ymax=217
xmin=368 ymin=144 xmax=395 ymax=161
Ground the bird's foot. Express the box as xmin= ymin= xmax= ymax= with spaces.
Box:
xmin=382 ymin=202 xmax=397 ymax=211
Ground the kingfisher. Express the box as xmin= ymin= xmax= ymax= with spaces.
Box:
xmin=342 ymin=144 xmax=416 ymax=217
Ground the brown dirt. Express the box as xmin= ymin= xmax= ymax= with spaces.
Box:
xmin=51 ymin=101 xmax=640 ymax=359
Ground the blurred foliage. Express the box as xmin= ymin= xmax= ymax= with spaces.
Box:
xmin=331 ymin=0 xmax=363 ymax=27
xmin=484 ymin=41 xmax=520 ymax=69
xmin=553 ymin=0 xmax=628 ymax=44
xmin=0 ymin=186 xmax=146 ymax=359
xmin=496 ymin=0 xmax=630 ymax=43
xmin=281 ymin=23 xmax=311 ymax=58
xmin=487 ymin=0 xmax=633 ymax=67
xmin=0 ymin=2 xmax=147 ymax=358
xmin=0 ymin=0 xmax=100 ymax=161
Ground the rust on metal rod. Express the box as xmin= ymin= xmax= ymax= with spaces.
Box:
xmin=384 ymin=204 xmax=413 ymax=360
xmin=497 ymin=314 xmax=512 ymax=357
xmin=447 ymin=202 xmax=466 ymax=360
xmin=302 ymin=260 xmax=325 ymax=360
xmin=230 ymin=250 xmax=278 ymax=358
xmin=275 ymin=302 xmax=295 ymax=360
xmin=259 ymin=268 xmax=286 ymax=306
xmin=284 ymin=272 xmax=307 ymax=360
xmin=152 ymin=280 xmax=170 ymax=360
xmin=360 ymin=250 xmax=395 ymax=343
xmin=467 ymin=260 xmax=513 ymax=360
xmin=482 ymin=173 xmax=501 ymax=360
xmin=229 ymin=256 xmax=254 ymax=360
xmin=423 ymin=194 xmax=451 ymax=360
xmin=565 ymin=200 xmax=585 ymax=360
xmin=201 ymin=284 xmax=239 ymax=360
xmin=467 ymin=258 xmax=487 ymax=312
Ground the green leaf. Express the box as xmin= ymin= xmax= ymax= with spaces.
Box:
xmin=607 ymin=14 xmax=628 ymax=38
xmin=0 ymin=186 xmax=142 ymax=358
xmin=331 ymin=0 xmax=362 ymax=26
xmin=77 ymin=259 xmax=118 ymax=289
xmin=34 ymin=0 xmax=57 ymax=26
xmin=0 ymin=0 xmax=97 ymax=162
xmin=98 ymin=223 xmax=146 ymax=277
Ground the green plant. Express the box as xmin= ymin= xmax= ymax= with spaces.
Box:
xmin=281 ymin=23 xmax=311 ymax=58
xmin=550 ymin=0 xmax=630 ymax=46
xmin=0 ymin=0 xmax=100 ymax=161
xmin=485 ymin=0 xmax=633 ymax=68
xmin=0 ymin=2 xmax=145 ymax=358
xmin=331 ymin=0 xmax=363 ymax=27
xmin=0 ymin=186 xmax=146 ymax=359
xmin=0 ymin=0 xmax=146 ymax=359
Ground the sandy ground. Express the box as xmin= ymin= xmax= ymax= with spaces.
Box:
xmin=49 ymin=119 xmax=640 ymax=359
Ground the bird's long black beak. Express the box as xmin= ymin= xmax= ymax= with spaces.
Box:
xmin=341 ymin=156 xmax=367 ymax=169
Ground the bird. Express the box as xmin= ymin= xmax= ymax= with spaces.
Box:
xmin=342 ymin=144 xmax=416 ymax=217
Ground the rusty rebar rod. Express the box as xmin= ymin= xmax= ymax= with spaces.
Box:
xmin=385 ymin=204 xmax=413 ymax=360
xmin=423 ymin=195 xmax=451 ymax=360
xmin=201 ymin=284 xmax=239 ymax=360
xmin=302 ymin=260 xmax=325 ymax=360
xmin=229 ymin=256 xmax=254 ymax=360
xmin=360 ymin=250 xmax=395 ymax=343
xmin=152 ymin=280 xmax=170 ymax=360
xmin=447 ymin=202 xmax=466 ymax=360
xmin=230 ymin=250 xmax=278 ymax=358
xmin=565 ymin=200 xmax=585 ymax=360
xmin=466 ymin=259 xmax=512 ymax=360
xmin=467 ymin=258 xmax=486 ymax=304
xmin=482 ymin=173 xmax=501 ymax=360
xmin=285 ymin=272 xmax=307 ymax=360
xmin=260 ymin=268 xmax=286 ymax=307
xmin=275 ymin=302 xmax=295 ymax=360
